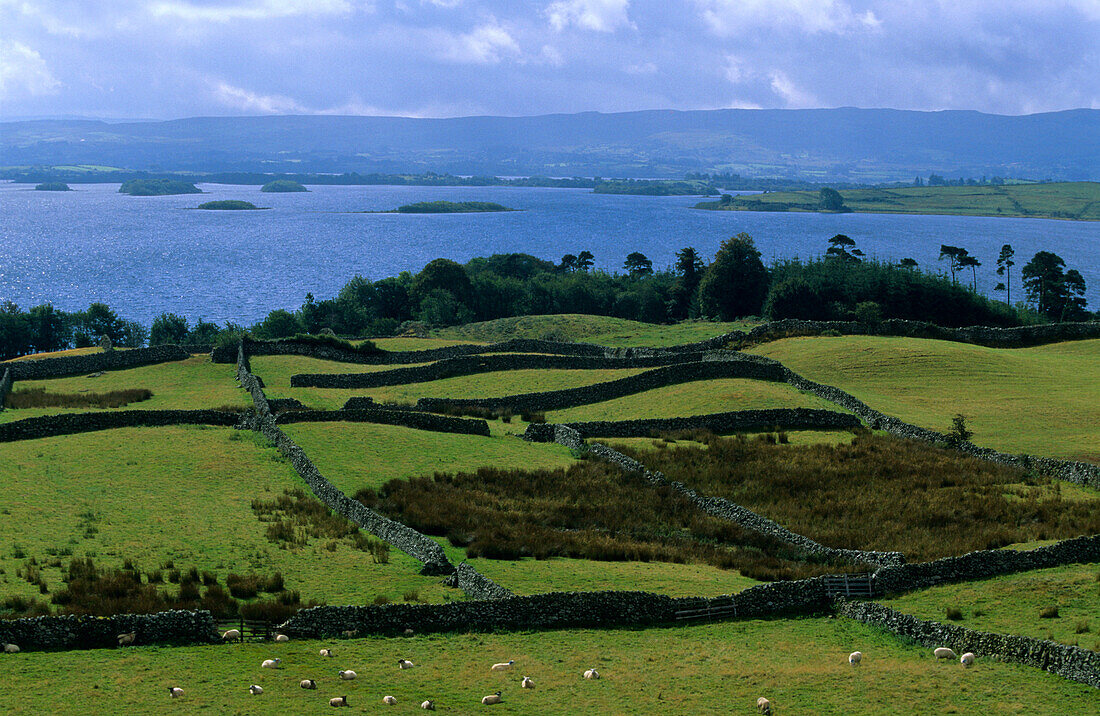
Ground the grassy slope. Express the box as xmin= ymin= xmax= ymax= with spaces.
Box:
xmin=749 ymin=337 xmax=1100 ymax=462
xmin=3 ymin=619 xmax=1097 ymax=715
xmin=547 ymin=378 xmax=848 ymax=423
xmin=699 ymin=182 xmax=1100 ymax=220
xmin=3 ymin=346 xmax=106 ymax=363
xmin=0 ymin=427 xmax=455 ymax=607
xmin=0 ymin=355 xmax=248 ymax=423
xmin=283 ymin=422 xmax=576 ymax=494
xmin=434 ymin=314 xmax=754 ymax=347
xmin=885 ymin=564 xmax=1100 ymax=651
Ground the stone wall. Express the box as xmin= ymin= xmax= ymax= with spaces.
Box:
xmin=0 ymin=610 xmax=218 ymax=651
xmin=0 ymin=409 xmax=245 ymax=443
xmin=276 ymin=409 xmax=491 ymax=436
xmin=546 ymin=408 xmax=860 ymax=439
xmin=836 ymin=599 xmax=1100 ymax=688
xmin=7 ymin=344 xmax=191 ymax=380
xmin=0 ymin=367 xmax=11 ymax=410
xmin=448 ymin=562 xmax=515 ymax=600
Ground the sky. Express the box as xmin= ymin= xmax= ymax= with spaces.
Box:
xmin=2 ymin=0 xmax=1099 ymax=120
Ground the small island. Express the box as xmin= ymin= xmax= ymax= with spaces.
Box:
xmin=390 ymin=200 xmax=515 ymax=213
xmin=196 ymin=200 xmax=263 ymax=210
xmin=119 ymin=179 xmax=202 ymax=196
xmin=594 ymin=179 xmax=718 ymax=196
xmin=35 ymin=182 xmax=72 ymax=191
xmin=261 ymin=179 xmax=309 ymax=193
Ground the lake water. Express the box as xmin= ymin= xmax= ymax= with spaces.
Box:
xmin=1 ymin=182 xmax=1097 ymax=326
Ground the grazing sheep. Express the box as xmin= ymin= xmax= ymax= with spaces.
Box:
xmin=2 ymin=643 xmax=20 ymax=653
xmin=521 ymin=676 xmax=534 ymax=689
xmin=221 ymin=629 xmax=241 ymax=641
xmin=300 ymin=679 xmax=317 ymax=690
xmin=383 ymin=695 xmax=398 ymax=705
xmin=261 ymin=658 xmax=281 ymax=669
xmin=849 ymin=651 xmax=862 ymax=666
xmin=274 ymin=634 xmax=290 ymax=643
xmin=421 ymin=700 xmax=436 ymax=710
xmin=404 ymin=628 xmax=415 ymax=637
xmin=757 ymin=696 xmax=772 ymax=715
xmin=398 ymin=658 xmax=415 ymax=669
xmin=490 ymin=660 xmax=515 ymax=672
xmin=330 ymin=696 xmax=349 ymax=707
xmin=481 ymin=691 xmax=503 ymax=705
xmin=934 ymin=647 xmax=957 ymax=660
xmin=249 ymin=685 xmax=264 ymax=695
xmin=583 ymin=668 xmax=600 ymax=680
xmin=167 ymin=687 xmax=184 ymax=698
xmin=960 ymin=652 xmax=975 ymax=668
xmin=341 ymin=629 xmax=359 ymax=639
xmin=338 ymin=670 xmax=357 ymax=680
xmin=320 ymin=648 xmax=333 ymax=658
xmin=117 ymin=632 xmax=136 ymax=646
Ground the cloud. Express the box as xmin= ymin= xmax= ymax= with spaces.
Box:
xmin=768 ymin=70 xmax=817 ymax=107
xmin=547 ymin=0 xmax=633 ymax=32
xmin=695 ymin=0 xmax=876 ymax=36
xmin=0 ymin=40 xmax=61 ymax=99
xmin=210 ymin=80 xmax=308 ymax=113
xmin=148 ymin=0 xmax=355 ymax=23
xmin=438 ymin=22 xmax=520 ymax=64
xmin=625 ymin=61 xmax=656 ymax=75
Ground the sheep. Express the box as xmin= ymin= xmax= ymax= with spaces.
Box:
xmin=490 ymin=660 xmax=515 ymax=672
xmin=249 ymin=685 xmax=264 ymax=695
xmin=383 ymin=695 xmax=398 ymax=705
xmin=320 ymin=648 xmax=334 ymax=658
xmin=583 ymin=668 xmax=600 ymax=680
xmin=849 ymin=651 xmax=862 ymax=666
xmin=300 ymin=679 xmax=317 ymax=690
xmin=221 ymin=629 xmax=241 ymax=641
xmin=341 ymin=629 xmax=359 ymax=639
xmin=481 ymin=691 xmax=503 ymax=705
xmin=404 ymin=628 xmax=416 ymax=637
xmin=934 ymin=647 xmax=957 ymax=660
xmin=398 ymin=658 xmax=415 ymax=669
xmin=521 ymin=676 xmax=534 ymax=689
xmin=261 ymin=658 xmax=282 ymax=669
xmin=960 ymin=652 xmax=975 ymax=668
xmin=338 ymin=669 xmax=357 ymax=680
xmin=330 ymin=696 xmax=350 ymax=707
xmin=167 ymin=687 xmax=184 ymax=698
xmin=2 ymin=643 xmax=20 ymax=653
xmin=117 ymin=632 xmax=136 ymax=647
xmin=757 ymin=696 xmax=772 ymax=715
xmin=421 ymin=700 xmax=436 ymax=710
xmin=274 ymin=634 xmax=289 ymax=643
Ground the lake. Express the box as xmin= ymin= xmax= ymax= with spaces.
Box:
xmin=1 ymin=182 xmax=1097 ymax=326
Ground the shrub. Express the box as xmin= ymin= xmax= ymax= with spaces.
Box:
xmin=1040 ymin=606 xmax=1060 ymax=619
xmin=372 ymin=594 xmax=392 ymax=605
xmin=1075 ymin=620 xmax=1090 ymax=634
xmin=945 ymin=607 xmax=964 ymax=621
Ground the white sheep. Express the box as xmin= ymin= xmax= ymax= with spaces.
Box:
xmin=490 ymin=660 xmax=515 ymax=672
xmin=421 ymin=700 xmax=436 ymax=710
xmin=934 ymin=647 xmax=957 ymax=660
xmin=330 ymin=696 xmax=350 ymax=707
xmin=849 ymin=651 xmax=862 ymax=666
xmin=960 ymin=652 xmax=975 ymax=668
xmin=249 ymin=684 xmax=264 ymax=695
xmin=274 ymin=634 xmax=290 ymax=643
xmin=261 ymin=658 xmax=281 ymax=669
xmin=300 ymin=679 xmax=317 ymax=690
xmin=398 ymin=658 xmax=415 ymax=669
xmin=338 ymin=669 xmax=357 ymax=680
xmin=341 ymin=629 xmax=359 ymax=639
xmin=583 ymin=668 xmax=600 ymax=680
xmin=320 ymin=648 xmax=334 ymax=658
xmin=167 ymin=687 xmax=184 ymax=698
xmin=757 ymin=696 xmax=772 ymax=715
xmin=117 ymin=632 xmax=136 ymax=646
xmin=383 ymin=695 xmax=398 ymax=705
xmin=221 ymin=629 xmax=241 ymax=641
xmin=521 ymin=676 xmax=534 ymax=689
xmin=2 ymin=643 xmax=20 ymax=653
xmin=481 ymin=691 xmax=503 ymax=705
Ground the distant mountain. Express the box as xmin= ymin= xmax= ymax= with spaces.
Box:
xmin=1 ymin=108 xmax=1097 ymax=182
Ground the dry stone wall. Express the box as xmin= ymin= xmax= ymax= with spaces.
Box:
xmin=7 ymin=344 xmax=190 ymax=380
xmin=549 ymin=408 xmax=860 ymax=439
xmin=0 ymin=367 xmax=11 ymax=410
xmin=447 ymin=562 xmax=515 ymax=600
xmin=0 ymin=610 xmax=218 ymax=651
xmin=276 ymin=408 xmax=491 ymax=436
xmin=0 ymin=409 xmax=245 ymax=442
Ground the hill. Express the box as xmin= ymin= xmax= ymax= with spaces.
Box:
xmin=118 ymin=178 xmax=201 ymax=196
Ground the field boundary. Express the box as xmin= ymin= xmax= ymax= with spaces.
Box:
xmin=0 ymin=409 xmax=246 ymax=442
xmin=275 ymin=408 xmax=490 ymax=436
xmin=0 ymin=367 xmax=11 ymax=410
xmin=537 ymin=407 xmax=861 ymax=438
xmin=0 ymin=610 xmax=218 ymax=651
xmin=5 ymin=344 xmax=191 ymax=380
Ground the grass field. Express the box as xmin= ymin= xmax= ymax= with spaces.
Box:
xmin=884 ymin=564 xmax=1100 ymax=651
xmin=547 ymin=378 xmax=848 ymax=423
xmin=283 ymin=422 xmax=577 ymax=494
xmin=749 ymin=336 xmax=1100 ymax=462
xmin=0 ymin=427 xmax=456 ymax=609
xmin=3 ymin=618 xmax=1097 ymax=714
xmin=434 ymin=314 xmax=754 ymax=347
xmin=0 ymin=355 xmax=248 ymax=423
xmin=696 ymin=182 xmax=1100 ymax=220
xmin=3 ymin=346 xmax=107 ymax=363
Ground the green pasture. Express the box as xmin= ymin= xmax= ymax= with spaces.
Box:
xmin=884 ymin=563 xmax=1100 ymax=651
xmin=3 ymin=618 xmax=1097 ymax=714
xmin=749 ymin=337 xmax=1100 ymax=462
xmin=547 ymin=378 xmax=848 ymax=423
xmin=604 ymin=430 xmax=858 ymax=452
xmin=283 ymin=422 xmax=576 ymax=495
xmin=434 ymin=314 xmax=754 ymax=347
xmin=372 ymin=337 xmax=487 ymax=351
xmin=0 ymin=427 xmax=456 ymax=609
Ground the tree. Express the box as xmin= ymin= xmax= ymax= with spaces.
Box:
xmin=576 ymin=250 xmax=595 ymax=272
xmin=559 ymin=254 xmax=578 ymax=272
xmin=73 ymin=303 xmax=125 ymax=347
xmin=818 ymin=187 xmax=845 ymax=211
xmin=150 ymin=313 xmax=190 ymax=345
xmin=27 ymin=303 xmax=66 ymax=353
xmin=946 ymin=414 xmax=974 ymax=448
xmin=1020 ymin=251 xmax=1088 ymax=320
xmin=958 ymin=253 xmax=981 ymax=291
xmin=696 ymin=233 xmax=769 ymax=320
xmin=187 ymin=320 xmax=220 ymax=345
xmin=825 ymin=234 xmax=862 ymax=262
xmin=898 ymin=258 xmax=918 ymax=270
xmin=254 ymin=309 xmax=300 ymax=339
xmin=995 ymin=244 xmax=1015 ymax=305
xmin=668 ymin=247 xmax=705 ymax=319
xmin=623 ymin=252 xmax=653 ymax=278
xmin=938 ymin=245 xmax=969 ymax=284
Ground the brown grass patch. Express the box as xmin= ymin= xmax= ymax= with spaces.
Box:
xmin=5 ymin=387 xmax=153 ymax=409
